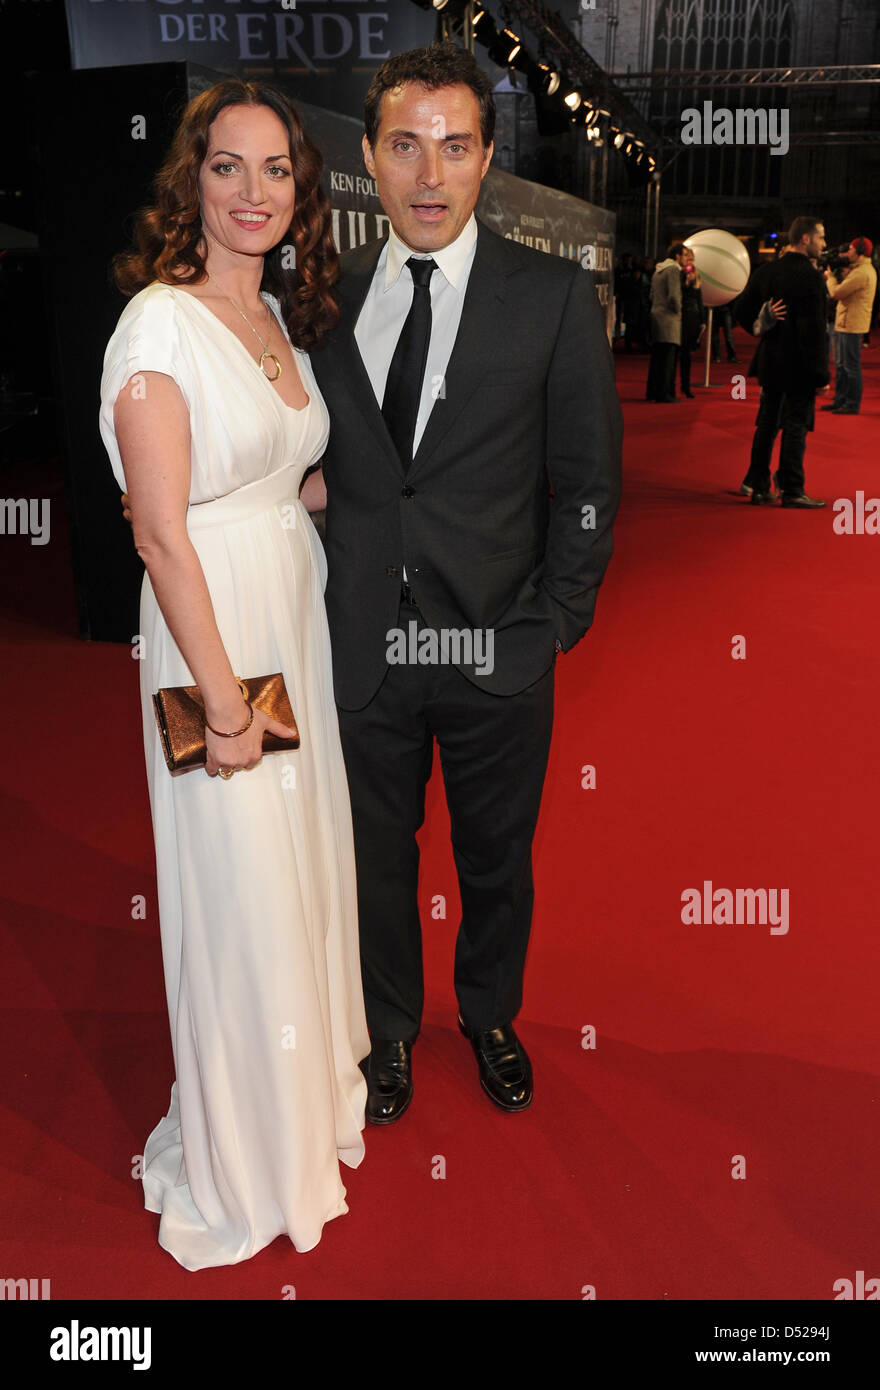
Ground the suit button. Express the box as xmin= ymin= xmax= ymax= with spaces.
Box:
xmin=401 ymin=485 xmax=415 ymax=499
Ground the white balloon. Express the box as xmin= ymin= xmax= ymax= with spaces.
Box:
xmin=684 ymin=228 xmax=751 ymax=307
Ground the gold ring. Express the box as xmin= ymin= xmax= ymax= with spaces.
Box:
xmin=218 ymin=768 xmax=234 ymax=780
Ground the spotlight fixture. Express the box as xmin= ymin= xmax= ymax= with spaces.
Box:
xmin=535 ymin=60 xmax=560 ymax=96
xmin=488 ymin=27 xmax=522 ymax=66
xmin=563 ymin=88 xmax=582 ymax=111
xmin=471 ymin=3 xmax=496 ymax=42
xmin=613 ymin=131 xmax=626 ymax=149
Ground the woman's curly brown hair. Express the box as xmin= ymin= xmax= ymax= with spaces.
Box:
xmin=112 ymin=79 xmax=339 ymax=351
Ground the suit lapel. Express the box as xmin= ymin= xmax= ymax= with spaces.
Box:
xmin=409 ymin=222 xmax=509 ymax=476
xmin=325 ymin=222 xmax=513 ymax=475
xmin=328 ymin=238 xmax=400 ymax=463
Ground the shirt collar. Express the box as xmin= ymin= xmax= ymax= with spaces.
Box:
xmin=383 ymin=214 xmax=478 ymax=292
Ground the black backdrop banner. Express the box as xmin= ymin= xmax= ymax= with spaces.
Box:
xmin=64 ymin=0 xmax=436 ymax=120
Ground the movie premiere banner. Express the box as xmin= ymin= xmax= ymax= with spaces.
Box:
xmin=64 ymin=0 xmax=435 ymax=119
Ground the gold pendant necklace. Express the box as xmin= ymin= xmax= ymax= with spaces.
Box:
xmin=205 ymin=270 xmax=283 ymax=381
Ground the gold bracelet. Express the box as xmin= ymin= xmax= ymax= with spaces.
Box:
xmin=205 ymin=678 xmax=254 ymax=738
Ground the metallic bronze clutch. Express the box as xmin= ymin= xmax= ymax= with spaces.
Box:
xmin=152 ymin=673 xmax=299 ymax=776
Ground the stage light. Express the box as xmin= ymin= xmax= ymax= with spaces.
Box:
xmin=613 ymin=131 xmax=626 ymax=149
xmin=535 ymin=61 xmax=560 ymax=96
xmin=582 ymin=107 xmax=596 ymax=125
xmin=564 ymin=89 xmax=582 ymax=111
xmin=471 ymin=3 xmax=497 ymax=42
xmin=488 ymin=28 xmax=523 ymax=66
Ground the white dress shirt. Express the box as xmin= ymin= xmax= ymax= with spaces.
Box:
xmin=354 ymin=214 xmax=478 ymax=457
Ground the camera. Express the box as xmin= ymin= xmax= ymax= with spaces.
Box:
xmin=818 ymin=243 xmax=851 ymax=274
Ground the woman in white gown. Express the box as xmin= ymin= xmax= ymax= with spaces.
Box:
xmin=98 ymin=80 xmax=368 ymax=1270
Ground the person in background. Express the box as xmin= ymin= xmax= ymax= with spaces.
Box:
xmin=711 ymin=300 xmax=739 ymax=363
xmin=679 ymin=250 xmax=705 ymax=398
xmin=613 ymin=252 xmax=630 ymax=341
xmin=620 ymin=256 xmax=646 ymax=353
xmin=640 ymin=257 xmax=655 ymax=346
xmin=645 ymin=242 xmax=687 ymax=402
xmin=821 ymin=237 xmax=877 ymax=415
xmin=863 ymin=253 xmax=880 ymax=346
xmin=734 ymin=215 xmax=829 ymax=508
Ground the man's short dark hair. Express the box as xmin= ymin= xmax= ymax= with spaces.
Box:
xmin=668 ymin=241 xmax=686 ymax=259
xmin=364 ymin=42 xmax=496 ymax=150
xmin=788 ymin=216 xmax=822 ymax=248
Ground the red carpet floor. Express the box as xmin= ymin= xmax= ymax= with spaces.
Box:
xmin=1 ymin=332 xmax=878 ymax=1300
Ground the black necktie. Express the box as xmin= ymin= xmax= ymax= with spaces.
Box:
xmin=382 ymin=256 xmax=437 ymax=468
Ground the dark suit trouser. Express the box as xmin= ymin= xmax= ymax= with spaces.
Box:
xmin=336 ymin=600 xmax=555 ymax=1042
xmin=646 ymin=342 xmax=677 ymax=399
xmin=743 ymin=385 xmax=814 ymax=495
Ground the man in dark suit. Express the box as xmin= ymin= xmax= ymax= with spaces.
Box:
xmin=734 ymin=217 xmax=829 ymax=508
xmin=308 ymin=44 xmax=622 ymax=1122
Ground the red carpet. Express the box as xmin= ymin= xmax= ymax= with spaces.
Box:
xmin=2 ymin=332 xmax=878 ymax=1300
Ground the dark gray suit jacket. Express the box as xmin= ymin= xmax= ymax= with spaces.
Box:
xmin=309 ymin=219 xmax=623 ymax=709
xmin=735 ymin=253 xmax=830 ymax=392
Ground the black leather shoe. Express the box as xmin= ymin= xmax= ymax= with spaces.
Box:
xmin=364 ymin=1040 xmax=412 ymax=1124
xmin=781 ymin=492 xmax=826 ymax=508
xmin=750 ymin=489 xmax=776 ymax=505
xmin=458 ymin=1015 xmax=533 ymax=1112
xmin=820 ymin=402 xmax=839 ymax=411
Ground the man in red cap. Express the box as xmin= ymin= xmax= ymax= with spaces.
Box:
xmin=822 ymin=238 xmax=877 ymax=414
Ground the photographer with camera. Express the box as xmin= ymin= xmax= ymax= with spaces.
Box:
xmin=822 ymin=237 xmax=877 ymax=415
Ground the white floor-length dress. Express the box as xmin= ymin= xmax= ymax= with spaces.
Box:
xmin=99 ymin=281 xmax=369 ymax=1271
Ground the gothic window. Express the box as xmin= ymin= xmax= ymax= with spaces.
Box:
xmin=653 ymin=1 xmax=794 ymax=72
xmin=652 ymin=1 xmax=795 ymax=197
